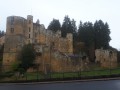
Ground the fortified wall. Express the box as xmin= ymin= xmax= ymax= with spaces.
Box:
xmin=2 ymin=15 xmax=74 ymax=72
xmin=0 ymin=36 xmax=5 ymax=45
xmin=95 ymin=49 xmax=117 ymax=68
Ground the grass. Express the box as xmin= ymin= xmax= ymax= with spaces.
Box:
xmin=1 ymin=68 xmax=120 ymax=82
xmin=25 ymin=72 xmax=44 ymax=80
xmin=22 ymin=68 xmax=120 ymax=80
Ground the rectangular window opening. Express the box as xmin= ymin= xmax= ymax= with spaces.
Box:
xmin=29 ymin=34 xmax=30 ymax=38
xmin=11 ymin=28 xmax=14 ymax=33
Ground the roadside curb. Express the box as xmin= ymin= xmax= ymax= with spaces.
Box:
xmin=1 ymin=77 xmax=120 ymax=85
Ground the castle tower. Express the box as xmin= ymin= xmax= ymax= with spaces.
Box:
xmin=3 ymin=16 xmax=26 ymax=71
xmin=6 ymin=16 xmax=26 ymax=35
xmin=26 ymin=15 xmax=34 ymax=44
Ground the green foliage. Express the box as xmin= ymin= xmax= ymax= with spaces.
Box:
xmin=0 ymin=71 xmax=14 ymax=79
xmin=61 ymin=15 xmax=77 ymax=37
xmin=19 ymin=44 xmax=36 ymax=72
xmin=71 ymin=19 xmax=77 ymax=33
xmin=0 ymin=30 xmax=5 ymax=37
xmin=78 ymin=20 xmax=111 ymax=49
xmin=78 ymin=21 xmax=94 ymax=47
xmin=94 ymin=20 xmax=111 ymax=49
xmin=47 ymin=19 xmax=61 ymax=32
xmin=77 ymin=20 xmax=111 ymax=61
xmin=11 ymin=61 xmax=20 ymax=71
xmin=71 ymin=19 xmax=77 ymax=40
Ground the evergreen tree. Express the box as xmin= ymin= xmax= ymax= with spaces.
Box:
xmin=78 ymin=21 xmax=94 ymax=47
xmin=94 ymin=20 xmax=111 ymax=49
xmin=71 ymin=19 xmax=77 ymax=33
xmin=71 ymin=19 xmax=77 ymax=41
xmin=78 ymin=20 xmax=111 ymax=49
xmin=0 ymin=30 xmax=5 ymax=37
xmin=61 ymin=15 xmax=73 ymax=37
xmin=47 ymin=19 xmax=61 ymax=32
xmin=77 ymin=20 xmax=111 ymax=61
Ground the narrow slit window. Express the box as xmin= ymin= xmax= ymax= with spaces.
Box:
xmin=29 ymin=34 xmax=30 ymax=38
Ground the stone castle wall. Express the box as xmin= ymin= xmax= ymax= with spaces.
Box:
xmin=2 ymin=15 xmax=73 ymax=72
xmin=34 ymin=46 xmax=88 ymax=73
xmin=0 ymin=36 xmax=5 ymax=45
xmin=95 ymin=49 xmax=117 ymax=68
xmin=6 ymin=16 xmax=27 ymax=36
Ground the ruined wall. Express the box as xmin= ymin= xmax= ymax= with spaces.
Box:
xmin=66 ymin=33 xmax=73 ymax=54
xmin=34 ymin=27 xmax=46 ymax=44
xmin=2 ymin=53 xmax=17 ymax=70
xmin=3 ymin=16 xmax=26 ymax=71
xmin=3 ymin=35 xmax=24 ymax=67
xmin=95 ymin=49 xmax=117 ymax=68
xmin=25 ymin=15 xmax=33 ymax=44
xmin=53 ymin=31 xmax=73 ymax=54
xmin=3 ymin=15 xmax=74 ymax=72
xmin=0 ymin=36 xmax=5 ymax=45
xmin=6 ymin=16 xmax=26 ymax=35
xmin=35 ymin=46 xmax=88 ymax=73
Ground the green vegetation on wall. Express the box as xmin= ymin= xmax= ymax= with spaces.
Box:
xmin=18 ymin=44 xmax=36 ymax=73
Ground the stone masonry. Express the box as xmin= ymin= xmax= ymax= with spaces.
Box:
xmin=2 ymin=15 xmax=74 ymax=72
xmin=95 ymin=49 xmax=117 ymax=68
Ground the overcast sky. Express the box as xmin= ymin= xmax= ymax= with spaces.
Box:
xmin=0 ymin=0 xmax=120 ymax=49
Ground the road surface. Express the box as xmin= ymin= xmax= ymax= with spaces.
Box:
xmin=0 ymin=80 xmax=120 ymax=90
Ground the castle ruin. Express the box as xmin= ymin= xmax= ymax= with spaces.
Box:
xmin=95 ymin=49 xmax=117 ymax=68
xmin=2 ymin=15 xmax=77 ymax=72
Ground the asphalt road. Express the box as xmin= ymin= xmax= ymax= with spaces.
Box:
xmin=0 ymin=80 xmax=120 ymax=90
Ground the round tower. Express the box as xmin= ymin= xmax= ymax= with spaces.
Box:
xmin=3 ymin=16 xmax=26 ymax=71
xmin=6 ymin=16 xmax=26 ymax=35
